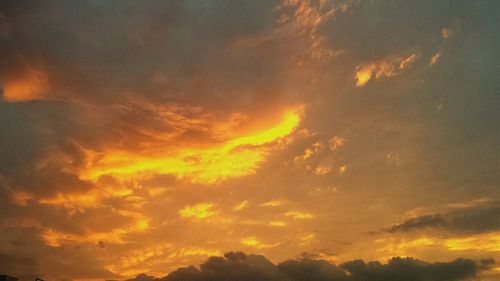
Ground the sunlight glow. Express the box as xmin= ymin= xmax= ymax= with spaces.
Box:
xmin=80 ymin=109 xmax=301 ymax=184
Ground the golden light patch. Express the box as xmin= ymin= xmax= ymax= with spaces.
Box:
xmin=2 ymin=66 xmax=49 ymax=102
xmin=241 ymin=236 xmax=279 ymax=249
xmin=376 ymin=232 xmax=500 ymax=257
xmin=294 ymin=141 xmax=323 ymax=162
xmin=79 ymin=109 xmax=301 ymax=184
xmin=376 ymin=237 xmax=436 ymax=256
xmin=338 ymin=165 xmax=347 ymax=174
xmin=355 ymin=64 xmax=376 ymax=87
xmin=445 ymin=233 xmax=500 ymax=252
xmin=285 ymin=211 xmax=314 ymax=220
xmin=179 ymin=203 xmax=218 ymax=219
xmin=233 ymin=200 xmax=249 ymax=211
xmin=136 ymin=219 xmax=150 ymax=230
xmin=261 ymin=199 xmax=287 ymax=207
xmin=268 ymin=220 xmax=287 ymax=227
xmin=241 ymin=237 xmax=260 ymax=247
xmin=329 ymin=136 xmax=346 ymax=151
xmin=313 ymin=165 xmax=331 ymax=176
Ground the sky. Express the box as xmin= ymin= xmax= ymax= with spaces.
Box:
xmin=0 ymin=0 xmax=498 ymax=280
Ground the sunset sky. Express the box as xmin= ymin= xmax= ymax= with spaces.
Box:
xmin=0 ymin=1 xmax=498 ymax=281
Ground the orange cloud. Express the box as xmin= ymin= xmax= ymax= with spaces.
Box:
xmin=79 ymin=108 xmax=302 ymax=184
xmin=355 ymin=53 xmax=418 ymax=87
xmin=2 ymin=65 xmax=49 ymax=102
xmin=329 ymin=136 xmax=346 ymax=151
xmin=232 ymin=200 xmax=249 ymax=211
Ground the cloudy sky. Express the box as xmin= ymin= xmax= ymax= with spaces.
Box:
xmin=0 ymin=1 xmax=498 ymax=280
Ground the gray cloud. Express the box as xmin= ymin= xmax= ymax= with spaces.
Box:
xmin=126 ymin=252 xmax=494 ymax=281
xmin=385 ymin=202 xmax=500 ymax=234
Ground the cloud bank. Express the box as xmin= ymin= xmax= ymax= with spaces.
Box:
xmin=127 ymin=252 xmax=494 ymax=281
xmin=386 ymin=202 xmax=500 ymax=235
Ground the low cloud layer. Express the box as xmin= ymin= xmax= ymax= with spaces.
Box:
xmin=127 ymin=252 xmax=494 ymax=281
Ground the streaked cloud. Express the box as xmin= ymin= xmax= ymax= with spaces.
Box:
xmin=355 ymin=53 xmax=418 ymax=87
xmin=285 ymin=211 xmax=314 ymax=220
xmin=261 ymin=199 xmax=287 ymax=207
xmin=232 ymin=200 xmax=249 ymax=211
xmin=429 ymin=51 xmax=442 ymax=66
xmin=385 ymin=201 xmax=500 ymax=234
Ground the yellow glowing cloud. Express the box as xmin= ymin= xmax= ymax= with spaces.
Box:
xmin=313 ymin=165 xmax=332 ymax=176
xmin=269 ymin=220 xmax=287 ymax=227
xmin=241 ymin=236 xmax=279 ymax=249
xmin=376 ymin=232 xmax=500 ymax=257
xmin=179 ymin=203 xmax=218 ymax=219
xmin=355 ymin=64 xmax=376 ymax=87
xmin=2 ymin=66 xmax=49 ymax=102
xmin=294 ymin=141 xmax=323 ymax=162
xmin=261 ymin=199 xmax=287 ymax=207
xmin=285 ymin=211 xmax=314 ymax=220
xmin=79 ymin=109 xmax=301 ymax=184
xmin=355 ymin=53 xmax=418 ymax=87
xmin=338 ymin=165 xmax=347 ymax=174
xmin=445 ymin=233 xmax=500 ymax=252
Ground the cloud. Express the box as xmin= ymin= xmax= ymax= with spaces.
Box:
xmin=125 ymin=251 xmax=494 ymax=281
xmin=284 ymin=211 xmax=314 ymax=220
xmin=179 ymin=203 xmax=218 ymax=220
xmin=385 ymin=202 xmax=500 ymax=235
xmin=76 ymin=107 xmax=301 ymax=184
xmin=1 ymin=64 xmax=50 ymax=102
xmin=232 ymin=200 xmax=249 ymax=211
xmin=0 ymin=1 xmax=498 ymax=280
xmin=429 ymin=51 xmax=442 ymax=66
xmin=355 ymin=53 xmax=418 ymax=87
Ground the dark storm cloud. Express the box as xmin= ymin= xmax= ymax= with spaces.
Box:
xmin=126 ymin=252 xmax=494 ymax=281
xmin=385 ymin=202 xmax=500 ymax=234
